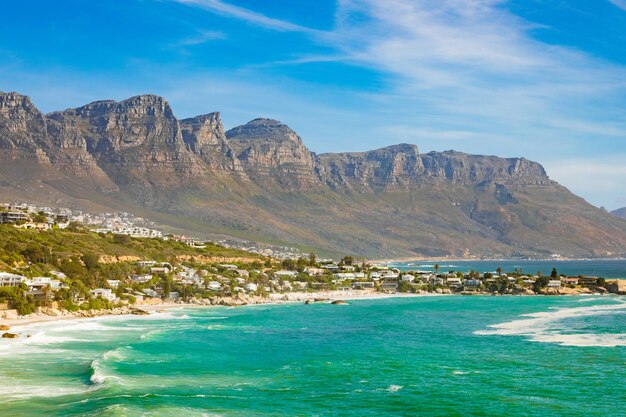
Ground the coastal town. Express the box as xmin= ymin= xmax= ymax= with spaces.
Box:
xmin=1 ymin=201 xmax=625 ymax=337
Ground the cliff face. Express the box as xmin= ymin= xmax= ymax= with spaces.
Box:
xmin=180 ymin=113 xmax=245 ymax=175
xmin=226 ymin=118 xmax=320 ymax=189
xmin=0 ymin=92 xmax=51 ymax=161
xmin=1 ymin=91 xmax=626 ymax=258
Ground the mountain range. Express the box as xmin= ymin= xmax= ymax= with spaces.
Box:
xmin=1 ymin=91 xmax=626 ymax=259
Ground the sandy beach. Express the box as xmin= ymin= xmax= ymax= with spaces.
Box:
xmin=0 ymin=291 xmax=444 ymax=332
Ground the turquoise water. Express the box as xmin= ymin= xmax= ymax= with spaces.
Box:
xmin=389 ymin=259 xmax=626 ymax=278
xmin=1 ymin=296 xmax=625 ymax=416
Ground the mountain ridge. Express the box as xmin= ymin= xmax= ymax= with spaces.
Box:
xmin=2 ymin=91 xmax=626 ymax=258
xmin=612 ymin=207 xmax=626 ymax=219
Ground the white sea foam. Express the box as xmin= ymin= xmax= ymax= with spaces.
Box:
xmin=0 ymin=383 xmax=90 ymax=402
xmin=207 ymin=324 xmax=227 ymax=330
xmin=89 ymin=357 xmax=121 ymax=385
xmin=474 ymin=300 xmax=626 ymax=347
xmin=387 ymin=385 xmax=403 ymax=392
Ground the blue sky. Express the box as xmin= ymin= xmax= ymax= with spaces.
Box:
xmin=1 ymin=0 xmax=625 ymax=209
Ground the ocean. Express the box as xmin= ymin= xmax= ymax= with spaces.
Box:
xmin=1 ymin=296 xmax=624 ymax=416
xmin=388 ymin=259 xmax=626 ymax=278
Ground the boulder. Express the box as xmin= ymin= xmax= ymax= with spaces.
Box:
xmin=0 ymin=325 xmax=9 ymax=331
xmin=2 ymin=332 xmax=19 ymax=339
xmin=131 ymin=308 xmax=150 ymax=316
xmin=606 ymin=280 xmax=626 ymax=295
xmin=331 ymin=300 xmax=348 ymax=305
xmin=304 ymin=299 xmax=313 ymax=304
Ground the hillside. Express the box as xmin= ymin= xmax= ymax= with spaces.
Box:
xmin=0 ymin=225 xmax=256 ymax=272
xmin=612 ymin=207 xmax=626 ymax=220
xmin=1 ymin=91 xmax=626 ymax=259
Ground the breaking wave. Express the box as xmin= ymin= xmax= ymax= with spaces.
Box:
xmin=474 ymin=299 xmax=626 ymax=347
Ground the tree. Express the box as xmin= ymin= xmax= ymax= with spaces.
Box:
xmin=308 ymin=252 xmax=317 ymax=267
xmin=551 ymin=267 xmax=558 ymax=279
xmin=341 ymin=256 xmax=354 ymax=266
xmin=113 ymin=234 xmax=131 ymax=245
xmin=496 ymin=267 xmax=503 ymax=277
xmin=434 ymin=264 xmax=440 ymax=274
xmin=21 ymin=244 xmax=47 ymax=263
xmin=533 ymin=276 xmax=549 ymax=292
xmin=162 ymin=278 xmax=171 ymax=299
xmin=596 ymin=278 xmax=607 ymax=287
xmin=81 ymin=253 xmax=100 ymax=271
xmin=32 ymin=211 xmax=47 ymax=223
xmin=282 ymin=259 xmax=297 ymax=271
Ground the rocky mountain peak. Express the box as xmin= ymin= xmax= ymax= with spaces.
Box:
xmin=180 ymin=112 xmax=245 ymax=174
xmin=225 ymin=118 xmax=318 ymax=189
xmin=0 ymin=91 xmax=49 ymax=153
xmin=226 ymin=118 xmax=302 ymax=144
xmin=181 ymin=112 xmax=225 ymax=149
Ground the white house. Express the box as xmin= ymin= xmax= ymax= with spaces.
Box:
xmin=305 ymin=267 xmax=325 ymax=276
xmin=107 ymin=280 xmax=121 ymax=289
xmin=401 ymin=274 xmax=415 ymax=283
xmin=275 ymin=270 xmax=298 ymax=278
xmin=207 ymin=281 xmax=222 ymax=291
xmin=244 ymin=283 xmax=258 ymax=292
xmin=91 ymin=288 xmax=116 ymax=302
xmin=0 ymin=272 xmax=26 ymax=287
xmin=131 ymin=274 xmax=153 ymax=283
xmin=548 ymin=280 xmax=562 ymax=289
xmin=446 ymin=278 xmax=462 ymax=287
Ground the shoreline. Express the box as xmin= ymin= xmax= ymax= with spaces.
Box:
xmin=1 ymin=291 xmax=446 ymax=332
xmin=370 ymin=257 xmax=626 ymax=264
xmin=3 ymin=289 xmax=617 ymax=334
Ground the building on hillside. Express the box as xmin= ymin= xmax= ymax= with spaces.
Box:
xmin=207 ymin=281 xmax=222 ymax=291
xmin=91 ymin=288 xmax=116 ymax=302
xmin=381 ymin=278 xmax=399 ymax=292
xmin=0 ymin=273 xmax=27 ymax=287
xmin=547 ymin=280 xmax=562 ymax=289
xmin=275 ymin=270 xmax=298 ymax=278
xmin=130 ymin=274 xmax=153 ymax=283
xmin=401 ymin=274 xmax=415 ymax=283
xmin=446 ymin=278 xmax=462 ymax=287
xmin=305 ymin=267 xmax=325 ymax=276
xmin=578 ymin=276 xmax=598 ymax=286
xmin=107 ymin=280 xmax=121 ymax=289
xmin=0 ymin=211 xmax=29 ymax=224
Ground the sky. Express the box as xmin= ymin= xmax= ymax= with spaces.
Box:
xmin=0 ymin=0 xmax=625 ymax=209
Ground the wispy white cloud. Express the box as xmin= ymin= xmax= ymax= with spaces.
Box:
xmin=173 ymin=0 xmax=319 ymax=34
xmin=609 ymin=0 xmax=626 ymax=10
xmin=175 ymin=29 xmax=226 ymax=46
